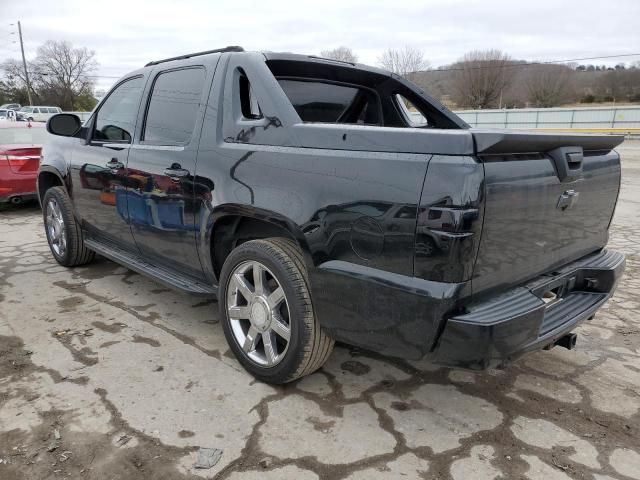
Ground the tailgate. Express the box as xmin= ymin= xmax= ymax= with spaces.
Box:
xmin=471 ymin=130 xmax=624 ymax=296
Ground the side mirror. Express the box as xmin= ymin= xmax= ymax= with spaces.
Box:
xmin=47 ymin=113 xmax=82 ymax=137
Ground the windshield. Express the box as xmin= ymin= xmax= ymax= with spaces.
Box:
xmin=0 ymin=127 xmax=48 ymax=144
xmin=19 ymin=107 xmax=33 ymax=113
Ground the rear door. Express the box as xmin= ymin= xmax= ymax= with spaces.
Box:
xmin=69 ymin=75 xmax=146 ymax=249
xmin=125 ymin=58 xmax=217 ymax=279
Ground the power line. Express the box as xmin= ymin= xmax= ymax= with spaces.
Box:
xmin=419 ymin=53 xmax=640 ymax=74
xmin=27 ymin=71 xmax=122 ymax=79
xmin=0 ymin=66 xmax=123 ymax=80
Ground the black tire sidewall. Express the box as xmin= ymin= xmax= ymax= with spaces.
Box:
xmin=42 ymin=188 xmax=75 ymax=266
xmin=219 ymin=241 xmax=310 ymax=383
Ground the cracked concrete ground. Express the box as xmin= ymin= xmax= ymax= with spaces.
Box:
xmin=1 ymin=141 xmax=639 ymax=480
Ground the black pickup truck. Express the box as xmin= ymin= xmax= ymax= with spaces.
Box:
xmin=38 ymin=46 xmax=625 ymax=383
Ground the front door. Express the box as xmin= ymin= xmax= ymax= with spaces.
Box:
xmin=70 ymin=75 xmax=146 ymax=248
xmin=126 ymin=63 xmax=214 ymax=278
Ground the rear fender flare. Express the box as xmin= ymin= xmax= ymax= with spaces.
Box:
xmin=200 ymin=203 xmax=314 ymax=284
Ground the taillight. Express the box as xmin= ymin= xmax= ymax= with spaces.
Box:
xmin=8 ymin=155 xmax=38 ymax=168
xmin=2 ymin=149 xmax=41 ymax=173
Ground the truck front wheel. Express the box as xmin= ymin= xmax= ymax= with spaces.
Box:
xmin=219 ymin=238 xmax=334 ymax=384
xmin=42 ymin=186 xmax=95 ymax=267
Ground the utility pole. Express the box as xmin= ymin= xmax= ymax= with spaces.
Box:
xmin=17 ymin=21 xmax=33 ymax=106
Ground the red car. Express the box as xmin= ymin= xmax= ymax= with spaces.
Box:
xmin=0 ymin=121 xmax=47 ymax=207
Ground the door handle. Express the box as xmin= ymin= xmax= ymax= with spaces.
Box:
xmin=163 ymin=163 xmax=190 ymax=178
xmin=106 ymin=158 xmax=124 ymax=169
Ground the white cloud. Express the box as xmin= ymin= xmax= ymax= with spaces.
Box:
xmin=1 ymin=0 xmax=638 ymax=92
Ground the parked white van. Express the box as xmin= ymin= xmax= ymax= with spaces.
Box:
xmin=17 ymin=106 xmax=62 ymax=122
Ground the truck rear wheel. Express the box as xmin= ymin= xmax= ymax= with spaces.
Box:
xmin=42 ymin=186 xmax=95 ymax=267
xmin=219 ymin=238 xmax=334 ymax=384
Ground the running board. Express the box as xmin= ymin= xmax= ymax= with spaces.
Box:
xmin=84 ymin=238 xmax=217 ymax=297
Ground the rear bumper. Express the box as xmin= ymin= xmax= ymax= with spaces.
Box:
xmin=0 ymin=191 xmax=38 ymax=203
xmin=0 ymin=171 xmax=38 ymax=203
xmin=432 ymin=249 xmax=625 ymax=369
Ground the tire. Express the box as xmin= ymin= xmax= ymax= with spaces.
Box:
xmin=27 ymin=117 xmax=34 ymax=122
xmin=219 ymin=237 xmax=334 ymax=384
xmin=42 ymin=186 xmax=95 ymax=267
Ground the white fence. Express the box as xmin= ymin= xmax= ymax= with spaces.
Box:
xmin=452 ymin=106 xmax=640 ymax=130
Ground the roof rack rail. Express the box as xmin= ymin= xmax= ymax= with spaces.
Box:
xmin=145 ymin=46 xmax=244 ymax=67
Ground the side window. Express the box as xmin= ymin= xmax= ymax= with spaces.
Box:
xmin=395 ymin=94 xmax=428 ymax=127
xmin=239 ymin=72 xmax=262 ymax=120
xmin=143 ymin=68 xmax=206 ymax=145
xmin=47 ymin=108 xmax=58 ymax=113
xmin=277 ymin=79 xmax=380 ymax=125
xmin=93 ymin=76 xmax=144 ymax=142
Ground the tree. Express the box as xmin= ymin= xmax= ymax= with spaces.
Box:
xmin=450 ymin=49 xmax=516 ymax=109
xmin=525 ymin=64 xmax=574 ymax=107
xmin=0 ymin=80 xmax=11 ymax=105
xmin=2 ymin=59 xmax=34 ymax=104
xmin=1 ymin=40 xmax=98 ymax=110
xmin=320 ymin=46 xmax=358 ymax=63
xmin=378 ymin=46 xmax=429 ymax=82
xmin=32 ymin=41 xmax=98 ymax=110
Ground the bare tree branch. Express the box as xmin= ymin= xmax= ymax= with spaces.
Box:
xmin=320 ymin=46 xmax=358 ymax=63
xmin=1 ymin=40 xmax=99 ymax=109
xmin=526 ymin=65 xmax=574 ymax=107
xmin=378 ymin=46 xmax=429 ymax=82
xmin=31 ymin=41 xmax=98 ymax=109
xmin=451 ymin=49 xmax=516 ymax=109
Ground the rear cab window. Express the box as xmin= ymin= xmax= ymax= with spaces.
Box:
xmin=266 ymin=58 xmax=461 ymax=129
xmin=277 ymin=80 xmax=380 ymax=125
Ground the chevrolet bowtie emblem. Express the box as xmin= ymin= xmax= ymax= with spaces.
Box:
xmin=557 ymin=189 xmax=579 ymax=210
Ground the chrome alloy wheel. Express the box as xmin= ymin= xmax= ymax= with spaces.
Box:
xmin=227 ymin=260 xmax=291 ymax=367
xmin=46 ymin=198 xmax=67 ymax=257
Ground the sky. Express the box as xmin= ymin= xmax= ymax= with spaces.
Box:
xmin=1 ymin=0 xmax=639 ymax=93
